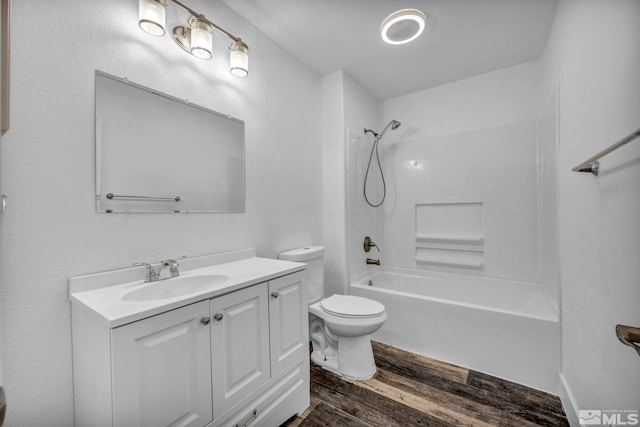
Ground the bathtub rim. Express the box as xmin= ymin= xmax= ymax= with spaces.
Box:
xmin=350 ymin=266 xmax=560 ymax=323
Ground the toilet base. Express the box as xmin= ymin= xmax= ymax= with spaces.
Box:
xmin=311 ymin=334 xmax=377 ymax=380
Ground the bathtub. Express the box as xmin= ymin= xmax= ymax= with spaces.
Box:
xmin=350 ymin=267 xmax=560 ymax=393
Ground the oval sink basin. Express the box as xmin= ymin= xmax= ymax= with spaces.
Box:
xmin=123 ymin=275 xmax=228 ymax=302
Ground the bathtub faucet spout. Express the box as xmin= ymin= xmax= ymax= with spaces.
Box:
xmin=366 ymin=258 xmax=381 ymax=266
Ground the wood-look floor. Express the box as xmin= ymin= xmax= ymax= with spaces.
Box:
xmin=282 ymin=341 xmax=568 ymax=427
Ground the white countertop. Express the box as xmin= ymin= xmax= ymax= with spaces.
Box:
xmin=69 ymin=249 xmax=305 ymax=328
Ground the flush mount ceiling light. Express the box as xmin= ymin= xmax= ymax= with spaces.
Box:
xmin=380 ymin=9 xmax=426 ymax=45
xmin=138 ymin=0 xmax=249 ymax=77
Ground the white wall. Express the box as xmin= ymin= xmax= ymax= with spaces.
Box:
xmin=343 ymin=74 xmax=378 ymax=279
xmin=323 ymin=71 xmax=379 ymax=292
xmin=322 ymin=71 xmax=347 ymax=296
xmin=0 ymin=0 xmax=322 ymax=424
xmin=383 ymin=61 xmax=542 ymax=140
xmin=540 ymin=0 xmax=640 ymax=421
xmin=0 ymin=0 xmax=5 ymax=390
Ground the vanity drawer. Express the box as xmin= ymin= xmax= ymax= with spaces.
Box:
xmin=211 ymin=354 xmax=309 ymax=427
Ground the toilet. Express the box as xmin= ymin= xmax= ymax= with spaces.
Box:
xmin=279 ymin=246 xmax=387 ymax=380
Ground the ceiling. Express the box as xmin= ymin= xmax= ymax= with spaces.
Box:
xmin=222 ymin=0 xmax=559 ymax=100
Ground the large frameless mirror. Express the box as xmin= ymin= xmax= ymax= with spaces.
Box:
xmin=95 ymin=70 xmax=245 ymax=213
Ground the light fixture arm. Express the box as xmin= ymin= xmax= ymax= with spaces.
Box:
xmin=169 ymin=0 xmax=242 ymax=43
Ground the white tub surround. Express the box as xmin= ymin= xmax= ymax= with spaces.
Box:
xmin=351 ymin=267 xmax=560 ymax=394
xmin=69 ymin=249 xmax=310 ymax=427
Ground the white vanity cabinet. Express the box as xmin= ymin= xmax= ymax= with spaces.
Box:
xmin=112 ymin=300 xmax=213 ymax=427
xmin=71 ymin=260 xmax=309 ymax=427
xmin=268 ymin=272 xmax=308 ymax=376
xmin=210 ymin=283 xmax=270 ymax=416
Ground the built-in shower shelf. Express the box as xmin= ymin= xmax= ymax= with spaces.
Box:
xmin=415 ymin=200 xmax=485 ymax=272
xmin=416 ymin=234 xmax=484 ymax=252
xmin=416 ymin=256 xmax=484 ymax=269
xmin=416 ymin=234 xmax=484 ymax=244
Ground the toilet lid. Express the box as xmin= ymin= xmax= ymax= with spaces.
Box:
xmin=320 ymin=294 xmax=385 ymax=318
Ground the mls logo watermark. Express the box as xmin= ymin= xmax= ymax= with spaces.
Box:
xmin=579 ymin=410 xmax=639 ymax=426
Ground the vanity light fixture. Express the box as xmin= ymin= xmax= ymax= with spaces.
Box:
xmin=380 ymin=9 xmax=426 ymax=45
xmin=173 ymin=16 xmax=214 ymax=60
xmin=139 ymin=0 xmax=167 ymax=36
xmin=138 ymin=0 xmax=249 ymax=76
xmin=229 ymin=40 xmax=249 ymax=77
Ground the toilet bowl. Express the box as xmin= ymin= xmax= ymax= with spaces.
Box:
xmin=308 ymin=294 xmax=387 ymax=379
xmin=279 ymin=246 xmax=387 ymax=380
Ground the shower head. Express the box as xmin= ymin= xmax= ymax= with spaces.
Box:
xmin=364 ymin=120 xmax=402 ymax=141
xmin=378 ymin=119 xmax=402 ymax=139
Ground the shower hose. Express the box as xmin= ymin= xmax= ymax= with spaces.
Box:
xmin=363 ymin=134 xmax=386 ymax=207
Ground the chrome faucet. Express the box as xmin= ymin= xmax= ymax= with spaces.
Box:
xmin=157 ymin=259 xmax=181 ymax=280
xmin=366 ymin=258 xmax=381 ymax=266
xmin=133 ymin=262 xmax=159 ymax=283
xmin=134 ymin=256 xmax=186 ymax=282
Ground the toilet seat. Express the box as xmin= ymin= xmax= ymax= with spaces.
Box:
xmin=320 ymin=294 xmax=385 ymax=318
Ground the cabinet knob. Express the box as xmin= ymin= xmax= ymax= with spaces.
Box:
xmin=200 ymin=317 xmax=211 ymax=325
xmin=271 ymin=292 xmax=279 ymax=298
xmin=213 ymin=313 xmax=224 ymax=321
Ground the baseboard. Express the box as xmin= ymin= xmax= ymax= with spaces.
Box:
xmin=559 ymin=373 xmax=580 ymax=427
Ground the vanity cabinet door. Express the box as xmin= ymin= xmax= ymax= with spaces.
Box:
xmin=111 ymin=301 xmax=213 ymax=427
xmin=268 ymin=271 xmax=308 ymax=376
xmin=209 ymin=283 xmax=270 ymax=418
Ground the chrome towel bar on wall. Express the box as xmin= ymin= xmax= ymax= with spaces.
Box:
xmin=572 ymin=127 xmax=640 ymax=176
xmin=105 ymin=193 xmax=181 ymax=202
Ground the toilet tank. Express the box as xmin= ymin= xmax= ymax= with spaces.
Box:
xmin=278 ymin=246 xmax=325 ymax=304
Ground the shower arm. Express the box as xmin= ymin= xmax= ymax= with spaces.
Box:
xmin=364 ymin=128 xmax=379 ymax=138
